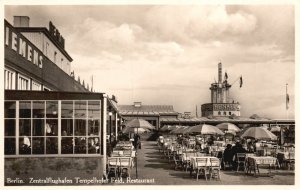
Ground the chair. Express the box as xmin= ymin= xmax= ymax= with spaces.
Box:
xmin=184 ymin=152 xmax=197 ymax=172
xmin=123 ymin=150 xmax=132 ymax=157
xmin=284 ymin=152 xmax=295 ymax=170
xmin=246 ymin=157 xmax=259 ymax=176
xmin=119 ymin=157 xmax=132 ymax=178
xmin=173 ymin=153 xmax=183 ymax=170
xmin=195 ymin=158 xmax=209 ymax=181
xmin=244 ymin=153 xmax=255 ymax=173
xmin=236 ymin=153 xmax=246 ymax=172
xmin=210 ymin=157 xmax=221 ymax=180
xmin=107 ymin=157 xmax=119 ymax=178
xmin=221 ymin=152 xmax=232 ymax=171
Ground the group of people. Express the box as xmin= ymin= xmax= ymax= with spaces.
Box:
xmin=222 ymin=141 xmax=247 ymax=170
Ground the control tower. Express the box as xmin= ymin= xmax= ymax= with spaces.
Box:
xmin=201 ymin=63 xmax=241 ymax=117
xmin=210 ymin=62 xmax=231 ymax=103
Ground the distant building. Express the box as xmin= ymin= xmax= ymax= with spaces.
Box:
xmin=119 ymin=102 xmax=178 ymax=129
xmin=201 ymin=62 xmax=241 ymax=117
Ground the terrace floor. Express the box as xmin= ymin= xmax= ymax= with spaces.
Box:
xmin=124 ymin=141 xmax=295 ymax=185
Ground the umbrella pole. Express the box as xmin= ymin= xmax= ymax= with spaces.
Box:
xmin=136 ymin=128 xmax=138 ymax=179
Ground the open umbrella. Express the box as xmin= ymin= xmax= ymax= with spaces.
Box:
xmin=160 ymin=125 xmax=171 ymax=132
xmin=125 ymin=118 xmax=155 ymax=130
xmin=240 ymin=127 xmax=277 ymax=140
xmin=123 ymin=118 xmax=154 ymax=179
xmin=170 ymin=126 xmax=189 ymax=134
xmin=122 ymin=127 xmax=150 ymax=134
xmin=270 ymin=125 xmax=281 ymax=133
xmin=216 ymin=123 xmax=240 ymax=132
xmin=184 ymin=124 xmax=224 ymax=135
xmin=224 ymin=130 xmax=237 ymax=136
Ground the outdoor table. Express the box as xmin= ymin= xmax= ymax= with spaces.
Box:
xmin=182 ymin=152 xmax=208 ymax=171
xmin=277 ymin=151 xmax=295 ymax=169
xmin=108 ymin=157 xmax=134 ymax=167
xmin=107 ymin=157 xmax=134 ymax=177
xmin=115 ymin=144 xmax=134 ymax=150
xmin=189 ymin=156 xmax=219 ymax=178
xmin=190 ymin=156 xmax=216 ymax=168
xmin=112 ymin=150 xmax=136 ymax=158
xmin=246 ymin=156 xmax=279 ymax=177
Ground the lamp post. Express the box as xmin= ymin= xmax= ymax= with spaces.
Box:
xmin=108 ymin=108 xmax=113 ymax=145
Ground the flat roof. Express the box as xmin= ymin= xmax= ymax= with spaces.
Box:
xmin=160 ymin=117 xmax=295 ymax=125
xmin=5 ymin=90 xmax=104 ymax=100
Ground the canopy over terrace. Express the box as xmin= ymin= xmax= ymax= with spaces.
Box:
xmin=160 ymin=117 xmax=295 ymax=126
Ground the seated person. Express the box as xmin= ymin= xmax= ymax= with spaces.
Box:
xmin=222 ymin=144 xmax=233 ymax=169
xmin=231 ymin=142 xmax=247 ymax=170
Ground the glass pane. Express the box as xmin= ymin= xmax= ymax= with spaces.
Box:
xmin=61 ymin=119 xmax=73 ymax=136
xmin=75 ymin=137 xmax=86 ymax=154
xmin=32 ymin=137 xmax=44 ymax=154
xmin=88 ymin=120 xmax=99 ymax=136
xmin=74 ymin=119 xmax=86 ymax=136
xmin=46 ymin=137 xmax=58 ymax=154
xmin=5 ymin=101 xmax=16 ymax=118
xmin=88 ymin=137 xmax=100 ymax=154
xmin=32 ymin=101 xmax=45 ymax=118
xmin=61 ymin=101 xmax=73 ymax=118
xmin=88 ymin=101 xmax=100 ymax=118
xmin=5 ymin=119 xmax=15 ymax=136
xmin=33 ymin=119 xmax=45 ymax=136
xmin=61 ymin=137 xmax=74 ymax=154
xmin=5 ymin=138 xmax=16 ymax=155
xmin=19 ymin=119 xmax=31 ymax=136
xmin=46 ymin=101 xmax=58 ymax=118
xmin=19 ymin=101 xmax=31 ymax=118
xmin=75 ymin=101 xmax=87 ymax=118
xmin=19 ymin=137 xmax=31 ymax=154
xmin=46 ymin=119 xmax=58 ymax=136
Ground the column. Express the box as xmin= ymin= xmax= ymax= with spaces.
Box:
xmin=102 ymin=95 xmax=107 ymax=176
xmin=115 ymin=113 xmax=118 ymax=141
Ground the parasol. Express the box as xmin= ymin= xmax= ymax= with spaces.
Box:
xmin=240 ymin=127 xmax=277 ymax=140
xmin=183 ymin=124 xmax=224 ymax=135
xmin=124 ymin=118 xmax=155 ymax=179
xmin=216 ymin=123 xmax=240 ymax=132
xmin=270 ymin=125 xmax=281 ymax=133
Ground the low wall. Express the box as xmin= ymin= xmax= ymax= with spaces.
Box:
xmin=5 ymin=157 xmax=106 ymax=186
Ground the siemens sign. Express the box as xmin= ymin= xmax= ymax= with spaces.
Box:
xmin=5 ymin=22 xmax=43 ymax=69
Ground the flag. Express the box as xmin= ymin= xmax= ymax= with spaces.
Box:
xmin=286 ymin=93 xmax=289 ymax=110
xmin=239 ymin=76 xmax=243 ymax=88
xmin=224 ymin=72 xmax=228 ymax=80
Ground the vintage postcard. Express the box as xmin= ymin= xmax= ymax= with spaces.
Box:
xmin=1 ymin=0 xmax=298 ymax=189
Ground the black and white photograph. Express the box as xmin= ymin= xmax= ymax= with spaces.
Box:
xmin=1 ymin=0 xmax=298 ymax=188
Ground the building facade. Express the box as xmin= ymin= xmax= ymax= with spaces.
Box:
xmin=119 ymin=102 xmax=178 ymax=129
xmin=3 ymin=17 xmax=119 ymax=185
xmin=4 ymin=17 xmax=87 ymax=92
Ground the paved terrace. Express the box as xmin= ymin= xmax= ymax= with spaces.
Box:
xmin=124 ymin=141 xmax=295 ymax=185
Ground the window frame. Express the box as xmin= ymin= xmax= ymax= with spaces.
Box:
xmin=4 ymin=67 xmax=16 ymax=90
xmin=4 ymin=100 xmax=102 ymax=157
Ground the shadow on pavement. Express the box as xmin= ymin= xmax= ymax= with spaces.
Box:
xmin=144 ymin=163 xmax=171 ymax=170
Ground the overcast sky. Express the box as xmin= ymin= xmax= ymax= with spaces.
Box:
xmin=4 ymin=4 xmax=295 ymax=119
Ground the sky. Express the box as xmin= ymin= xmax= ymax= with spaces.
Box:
xmin=4 ymin=3 xmax=296 ymax=119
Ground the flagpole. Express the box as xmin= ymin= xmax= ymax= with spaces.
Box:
xmin=286 ymin=83 xmax=288 ymax=119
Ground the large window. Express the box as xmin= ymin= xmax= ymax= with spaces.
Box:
xmin=4 ymin=100 xmax=102 ymax=156
xmin=4 ymin=68 xmax=15 ymax=90
xmin=18 ymin=74 xmax=30 ymax=90
xmin=32 ymin=80 xmax=41 ymax=91
xmin=4 ymin=101 xmax=16 ymax=155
